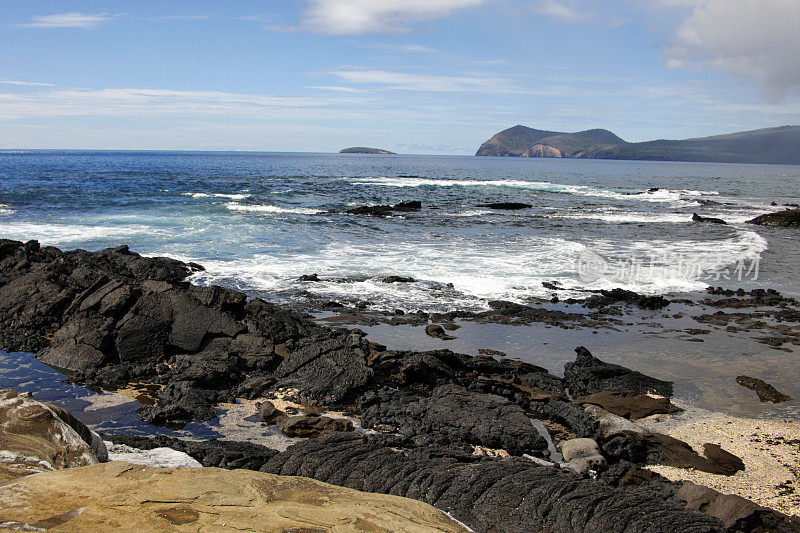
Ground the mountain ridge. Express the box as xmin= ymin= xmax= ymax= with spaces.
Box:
xmin=475 ymin=125 xmax=800 ymax=165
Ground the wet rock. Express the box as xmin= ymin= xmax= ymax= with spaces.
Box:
xmin=485 ymin=300 xmax=582 ymax=324
xmin=345 ymin=205 xmax=396 ymax=217
xmin=360 ymin=385 xmax=548 ymax=456
xmin=280 ymin=414 xmax=354 ymax=438
xmin=0 ymin=462 xmax=467 ymax=533
xmin=345 ymin=201 xmax=421 ymax=217
xmin=478 ymin=348 xmax=506 ymax=357
xmin=564 ymin=346 xmax=674 ymax=398
xmin=542 ymin=280 xmax=563 ymax=290
xmin=425 ymin=324 xmax=455 ymax=340
xmin=393 ymin=201 xmax=422 ymax=211
xmin=382 ymin=275 xmax=416 ymax=283
xmin=747 ymin=208 xmax=800 ymax=227
xmin=476 ymin=202 xmax=533 ymax=210
xmin=0 ymin=389 xmax=102 ymax=483
xmin=298 ymin=273 xmax=320 ymax=282
xmin=584 ymin=288 xmax=670 ymax=310
xmin=257 ymin=401 xmax=287 ymax=424
xmin=736 ymin=375 xmax=792 ymax=403
xmin=577 ymin=391 xmax=681 ymax=420
xmin=692 ymin=213 xmax=727 ymax=224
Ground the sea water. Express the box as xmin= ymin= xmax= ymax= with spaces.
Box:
xmin=0 ymin=150 xmax=798 ymax=312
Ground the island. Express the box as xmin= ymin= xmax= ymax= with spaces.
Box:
xmin=339 ymin=147 xmax=396 ymax=154
xmin=475 ymin=124 xmax=800 ymax=165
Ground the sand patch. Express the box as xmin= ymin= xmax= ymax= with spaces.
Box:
xmin=641 ymin=409 xmax=800 ymax=516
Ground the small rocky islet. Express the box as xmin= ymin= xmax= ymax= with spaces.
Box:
xmin=0 ymin=239 xmax=799 ymax=532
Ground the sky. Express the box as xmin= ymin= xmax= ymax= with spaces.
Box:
xmin=1 ymin=0 xmax=800 ymax=154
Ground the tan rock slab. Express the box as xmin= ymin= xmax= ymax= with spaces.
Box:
xmin=0 ymin=461 xmax=468 ymax=532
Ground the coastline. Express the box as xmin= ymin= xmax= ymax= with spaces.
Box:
xmin=0 ymin=239 xmax=798 ymax=531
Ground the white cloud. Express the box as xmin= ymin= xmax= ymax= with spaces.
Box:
xmin=529 ymin=1 xmax=594 ymax=23
xmin=291 ymin=0 xmax=488 ymax=35
xmin=663 ymin=0 xmax=800 ymax=99
xmin=0 ymin=88 xmax=361 ymax=121
xmin=16 ymin=12 xmax=112 ymax=29
xmin=0 ymin=79 xmax=55 ymax=87
xmin=308 ymin=85 xmax=368 ymax=92
xmin=149 ymin=15 xmax=210 ymax=22
xmin=332 ymin=69 xmax=523 ymax=92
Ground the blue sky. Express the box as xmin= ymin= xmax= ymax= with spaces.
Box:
xmin=1 ymin=0 xmax=799 ymax=153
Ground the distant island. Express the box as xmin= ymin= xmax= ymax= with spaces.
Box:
xmin=339 ymin=147 xmax=396 ymax=154
xmin=475 ymin=125 xmax=800 ymax=165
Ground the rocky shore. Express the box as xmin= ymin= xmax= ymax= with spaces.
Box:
xmin=1 ymin=239 xmax=798 ymax=532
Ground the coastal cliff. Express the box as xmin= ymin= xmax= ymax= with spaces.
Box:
xmin=476 ymin=125 xmax=800 ymax=165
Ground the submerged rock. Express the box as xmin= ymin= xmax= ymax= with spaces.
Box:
xmin=425 ymin=324 xmax=455 ymax=340
xmin=736 ymin=375 xmax=792 ymax=403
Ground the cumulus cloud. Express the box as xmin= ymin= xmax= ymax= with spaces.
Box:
xmin=663 ymin=0 xmax=800 ymax=99
xmin=529 ymin=1 xmax=593 ymax=23
xmin=16 ymin=12 xmax=112 ymax=29
xmin=290 ymin=0 xmax=487 ymax=35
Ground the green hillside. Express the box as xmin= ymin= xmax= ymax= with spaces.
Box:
xmin=474 ymin=125 xmax=565 ymax=156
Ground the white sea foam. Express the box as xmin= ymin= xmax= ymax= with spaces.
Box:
xmin=550 ymin=211 xmax=690 ymax=224
xmin=342 ymin=177 xmax=716 ymax=206
xmin=0 ymin=222 xmax=163 ymax=245
xmin=184 ymin=192 xmax=251 ymax=200
xmin=224 ymin=203 xmax=322 ymax=215
xmin=187 ymin=228 xmax=767 ymax=312
xmin=0 ymin=203 xmax=14 ymax=215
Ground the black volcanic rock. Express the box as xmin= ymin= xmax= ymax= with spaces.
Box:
xmin=259 ymin=432 xmax=727 ymax=533
xmin=476 ymin=202 xmax=533 ymax=210
xmin=360 ymin=385 xmax=548 ymax=456
xmin=584 ymin=288 xmax=670 ymax=310
xmin=564 ymin=346 xmax=673 ymax=398
xmin=345 ymin=201 xmax=422 ymax=217
xmin=692 ymin=213 xmax=728 ymax=224
xmin=747 ymin=208 xmax=800 ymax=227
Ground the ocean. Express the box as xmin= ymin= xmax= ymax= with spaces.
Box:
xmin=1 ymin=149 xmax=799 ymax=430
xmin=1 ymin=150 xmax=797 ymax=312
